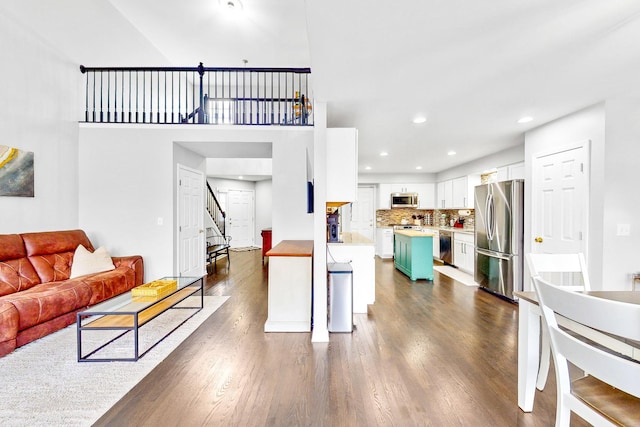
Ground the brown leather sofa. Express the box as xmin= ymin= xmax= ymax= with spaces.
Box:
xmin=0 ymin=229 xmax=144 ymax=357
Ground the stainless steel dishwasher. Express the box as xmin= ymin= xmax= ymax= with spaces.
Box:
xmin=439 ymin=230 xmax=453 ymax=265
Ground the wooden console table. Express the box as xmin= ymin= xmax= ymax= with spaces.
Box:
xmin=264 ymin=240 xmax=313 ymax=332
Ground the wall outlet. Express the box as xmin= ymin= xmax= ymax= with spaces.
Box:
xmin=616 ymin=223 xmax=630 ymax=236
xmin=157 ymin=217 xmax=164 ymax=226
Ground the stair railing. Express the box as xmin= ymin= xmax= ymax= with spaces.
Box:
xmin=79 ymin=63 xmax=313 ymax=126
xmin=206 ymin=181 xmax=226 ymax=237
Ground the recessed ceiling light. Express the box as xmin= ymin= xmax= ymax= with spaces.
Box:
xmin=238 ymin=176 xmax=244 ymax=180
xmin=517 ymin=116 xmax=533 ymax=124
xmin=416 ymin=166 xmax=422 ymax=170
xmin=447 ymin=151 xmax=456 ymax=156
xmin=380 ymin=151 xmax=388 ymax=157
xmin=365 ymin=166 xmax=371 ymax=170
xmin=413 ymin=116 xmax=427 ymax=124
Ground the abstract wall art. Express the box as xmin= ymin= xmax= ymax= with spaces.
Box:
xmin=0 ymin=145 xmax=34 ymax=197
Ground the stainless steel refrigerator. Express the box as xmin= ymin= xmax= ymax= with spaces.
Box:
xmin=474 ymin=179 xmax=524 ymax=301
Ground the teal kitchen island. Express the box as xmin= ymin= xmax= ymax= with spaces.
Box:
xmin=394 ymin=230 xmax=434 ymax=281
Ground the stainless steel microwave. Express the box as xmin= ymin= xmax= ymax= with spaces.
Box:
xmin=390 ymin=193 xmax=419 ymax=208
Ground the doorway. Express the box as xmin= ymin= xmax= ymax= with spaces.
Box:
xmin=531 ymin=140 xmax=590 ymax=257
xmin=227 ymin=189 xmax=255 ymax=248
xmin=177 ymin=164 xmax=205 ymax=276
xmin=350 ymin=186 xmax=376 ymax=241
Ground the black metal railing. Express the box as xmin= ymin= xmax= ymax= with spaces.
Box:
xmin=80 ymin=63 xmax=313 ymax=126
xmin=206 ymin=181 xmax=226 ymax=236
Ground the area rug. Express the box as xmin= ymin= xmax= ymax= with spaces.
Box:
xmin=230 ymin=246 xmax=260 ymax=252
xmin=0 ymin=295 xmax=229 ymax=427
xmin=434 ymin=265 xmax=478 ymax=287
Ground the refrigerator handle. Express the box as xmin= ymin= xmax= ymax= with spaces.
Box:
xmin=476 ymin=247 xmax=512 ymax=261
xmin=486 ymin=192 xmax=495 ymax=241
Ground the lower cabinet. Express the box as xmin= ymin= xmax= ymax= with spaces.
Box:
xmin=394 ymin=232 xmax=434 ymax=281
xmin=453 ymin=232 xmax=474 ymax=274
xmin=376 ymin=227 xmax=394 ymax=258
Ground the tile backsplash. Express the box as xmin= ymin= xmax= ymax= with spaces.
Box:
xmin=376 ymin=208 xmax=475 ymax=230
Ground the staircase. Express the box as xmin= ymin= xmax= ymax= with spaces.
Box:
xmin=205 ymin=182 xmax=231 ymax=273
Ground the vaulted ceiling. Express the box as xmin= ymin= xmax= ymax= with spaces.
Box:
xmin=4 ymin=0 xmax=640 ymax=175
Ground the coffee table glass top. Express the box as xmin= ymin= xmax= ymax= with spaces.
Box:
xmin=81 ymin=276 xmax=202 ymax=315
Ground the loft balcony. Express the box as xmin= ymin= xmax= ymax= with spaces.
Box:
xmin=80 ymin=63 xmax=313 ymax=126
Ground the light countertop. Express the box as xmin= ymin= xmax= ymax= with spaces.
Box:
xmin=378 ymin=225 xmax=474 ymax=235
xmin=394 ymin=230 xmax=435 ymax=238
xmin=328 ymin=232 xmax=374 ymax=245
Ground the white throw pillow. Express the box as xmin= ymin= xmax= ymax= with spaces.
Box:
xmin=70 ymin=245 xmax=116 ymax=279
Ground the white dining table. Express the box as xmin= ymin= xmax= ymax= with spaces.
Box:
xmin=515 ymin=290 xmax=640 ymax=412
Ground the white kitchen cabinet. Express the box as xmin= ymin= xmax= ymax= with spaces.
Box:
xmin=390 ymin=183 xmax=423 ymax=194
xmin=376 ymin=227 xmax=394 ymax=258
xmin=437 ymin=180 xmax=453 ymax=209
xmin=453 ymin=232 xmax=474 ymax=274
xmin=326 ymin=128 xmax=358 ymax=203
xmin=377 ymin=183 xmax=392 ymax=209
xmin=439 ymin=175 xmax=480 ymax=209
xmin=508 ymin=162 xmax=525 ymax=180
xmin=417 ymin=183 xmax=436 ymax=209
xmin=426 ymin=227 xmax=440 ymax=259
xmin=497 ymin=162 xmax=524 ymax=182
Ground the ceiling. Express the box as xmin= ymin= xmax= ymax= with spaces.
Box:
xmin=4 ymin=0 xmax=640 ymax=176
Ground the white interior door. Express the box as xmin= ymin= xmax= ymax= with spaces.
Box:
xmin=178 ymin=165 xmax=205 ymax=276
xmin=350 ymin=186 xmax=375 ymax=241
xmin=532 ymin=142 xmax=589 ymax=256
xmin=227 ymin=189 xmax=254 ymax=248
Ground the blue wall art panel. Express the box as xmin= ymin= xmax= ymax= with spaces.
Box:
xmin=0 ymin=145 xmax=34 ymax=197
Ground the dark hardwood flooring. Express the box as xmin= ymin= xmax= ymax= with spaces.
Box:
xmin=94 ymin=250 xmax=589 ymax=426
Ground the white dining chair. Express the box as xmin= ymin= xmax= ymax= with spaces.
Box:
xmin=532 ymin=276 xmax=640 ymax=427
xmin=525 ymin=253 xmax=590 ymax=390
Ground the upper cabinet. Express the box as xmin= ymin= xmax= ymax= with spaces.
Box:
xmin=417 ymin=183 xmax=436 ymax=209
xmin=377 ymin=184 xmax=392 ymax=209
xmin=377 ymin=183 xmax=435 ymax=209
xmin=436 ymin=180 xmax=453 ymax=209
xmin=496 ymin=162 xmax=525 ymax=182
xmin=437 ymin=175 xmax=480 ymax=209
xmin=326 ymin=128 xmax=358 ymax=204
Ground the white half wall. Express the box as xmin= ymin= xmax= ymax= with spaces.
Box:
xmin=79 ymin=124 xmax=312 ymax=280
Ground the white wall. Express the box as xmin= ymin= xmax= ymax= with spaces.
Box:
xmin=0 ymin=11 xmax=82 ymax=234
xmin=79 ymin=125 xmax=312 ymax=280
xmin=358 ymin=145 xmax=524 ymax=186
xmin=208 ymin=178 xmax=255 ymax=193
xmin=436 ymin=144 xmax=525 ymax=181
xmin=255 ymin=180 xmax=273 ymax=247
xmin=603 ymin=99 xmax=640 ymax=289
xmin=78 ymin=126 xmax=176 ymax=281
xmin=358 ymin=173 xmax=435 ymax=184
xmin=271 ymin=131 xmax=314 ymax=244
xmin=524 ymin=103 xmax=607 ymax=288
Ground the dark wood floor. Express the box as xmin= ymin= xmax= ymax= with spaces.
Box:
xmin=94 ymin=250 xmax=589 ymax=426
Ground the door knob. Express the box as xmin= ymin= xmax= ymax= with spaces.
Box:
xmin=534 ymin=237 xmax=543 ymax=243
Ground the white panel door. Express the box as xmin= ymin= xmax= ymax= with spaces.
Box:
xmin=227 ymin=189 xmax=254 ymax=248
xmin=532 ymin=144 xmax=588 ymax=255
xmin=350 ymin=186 xmax=375 ymax=241
xmin=178 ymin=165 xmax=205 ymax=277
